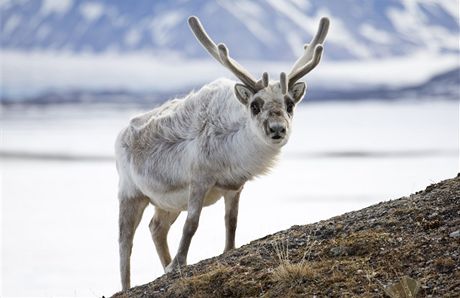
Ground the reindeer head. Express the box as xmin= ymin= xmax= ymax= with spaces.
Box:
xmin=188 ymin=16 xmax=329 ymax=146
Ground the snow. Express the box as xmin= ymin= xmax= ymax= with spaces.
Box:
xmin=36 ymin=24 xmax=51 ymax=40
xmin=0 ymin=0 xmax=458 ymax=63
xmin=0 ymin=0 xmax=11 ymax=8
xmin=313 ymin=51 xmax=458 ymax=89
xmin=0 ymin=50 xmax=227 ymax=98
xmin=322 ymin=14 xmax=372 ymax=59
xmin=427 ymin=26 xmax=460 ymax=50
xmin=40 ymin=0 xmax=73 ymax=16
xmin=266 ymin=0 xmax=373 ymax=58
xmin=434 ymin=0 xmax=460 ymax=19
xmin=359 ymin=24 xmax=394 ymax=44
xmin=124 ymin=29 xmax=142 ymax=47
xmin=79 ymin=1 xmax=104 ymax=23
xmin=2 ymin=13 xmax=21 ymax=35
xmin=232 ymin=0 xmax=264 ymax=18
xmin=266 ymin=0 xmax=319 ymax=56
xmin=1 ymin=49 xmax=458 ymax=99
xmin=266 ymin=0 xmax=317 ymax=34
xmin=219 ymin=1 xmax=274 ymax=44
xmin=285 ymin=31 xmax=305 ymax=60
xmin=386 ymin=1 xmax=459 ymax=53
xmin=150 ymin=11 xmax=184 ymax=46
xmin=1 ymin=101 xmax=458 ymax=296
xmin=289 ymin=0 xmax=311 ymax=11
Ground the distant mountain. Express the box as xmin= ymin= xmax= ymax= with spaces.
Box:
xmin=411 ymin=67 xmax=460 ymax=99
xmin=3 ymin=67 xmax=457 ymax=105
xmin=308 ymin=67 xmax=460 ymax=101
xmin=1 ymin=0 xmax=459 ymax=61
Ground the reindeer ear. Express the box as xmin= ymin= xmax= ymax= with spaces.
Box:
xmin=234 ymin=83 xmax=254 ymax=105
xmin=290 ymin=82 xmax=307 ymax=103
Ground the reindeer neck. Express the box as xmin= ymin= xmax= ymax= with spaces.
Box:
xmin=216 ymin=115 xmax=281 ymax=178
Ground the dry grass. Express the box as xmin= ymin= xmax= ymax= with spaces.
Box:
xmin=271 ymin=239 xmax=316 ymax=283
xmin=169 ymin=262 xmax=232 ymax=296
xmin=272 ymin=259 xmax=316 ymax=283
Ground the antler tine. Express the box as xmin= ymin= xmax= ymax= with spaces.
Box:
xmin=188 ymin=16 xmax=260 ymax=91
xmin=217 ymin=44 xmax=259 ymax=90
xmin=280 ymin=72 xmax=287 ymax=94
xmin=253 ymin=72 xmax=269 ymax=90
xmin=262 ymin=72 xmax=269 ymax=88
xmin=188 ymin=16 xmax=223 ymax=63
xmin=288 ymin=45 xmax=323 ymax=88
xmin=287 ymin=17 xmax=329 ymax=85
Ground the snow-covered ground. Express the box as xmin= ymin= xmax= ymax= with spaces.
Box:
xmin=1 ymin=50 xmax=458 ymax=98
xmin=1 ymin=100 xmax=458 ymax=296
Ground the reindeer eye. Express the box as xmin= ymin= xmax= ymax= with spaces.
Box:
xmin=250 ymin=102 xmax=260 ymax=115
xmin=285 ymin=99 xmax=294 ymax=115
xmin=250 ymin=98 xmax=263 ymax=115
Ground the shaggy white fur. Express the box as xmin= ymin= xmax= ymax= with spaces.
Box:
xmin=115 ymin=16 xmax=329 ymax=291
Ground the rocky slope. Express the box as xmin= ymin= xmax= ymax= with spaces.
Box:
xmin=112 ymin=175 xmax=460 ymax=297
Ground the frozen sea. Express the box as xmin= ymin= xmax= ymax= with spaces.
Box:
xmin=1 ymin=100 xmax=458 ymax=296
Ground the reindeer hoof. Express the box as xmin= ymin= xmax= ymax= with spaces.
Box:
xmin=165 ymin=259 xmax=185 ymax=273
xmin=165 ymin=263 xmax=175 ymax=273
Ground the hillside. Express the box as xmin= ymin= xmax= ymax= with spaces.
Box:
xmin=111 ymin=175 xmax=460 ymax=297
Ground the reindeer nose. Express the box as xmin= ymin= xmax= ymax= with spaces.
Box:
xmin=269 ymin=124 xmax=286 ymax=139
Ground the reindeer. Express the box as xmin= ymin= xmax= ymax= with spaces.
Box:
xmin=115 ymin=16 xmax=329 ymax=290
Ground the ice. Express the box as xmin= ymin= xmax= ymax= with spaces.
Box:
xmin=1 ymin=100 xmax=458 ymax=296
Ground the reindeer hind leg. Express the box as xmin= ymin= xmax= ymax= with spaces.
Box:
xmin=149 ymin=207 xmax=181 ymax=269
xmin=119 ymin=194 xmax=149 ymax=291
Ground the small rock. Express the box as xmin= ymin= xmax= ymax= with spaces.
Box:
xmin=449 ymin=230 xmax=460 ymax=238
xmin=329 ymin=246 xmax=345 ymax=257
xmin=428 ymin=212 xmax=438 ymax=219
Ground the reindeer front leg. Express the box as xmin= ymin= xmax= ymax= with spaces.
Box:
xmin=165 ymin=179 xmax=213 ymax=273
xmin=223 ymin=188 xmax=242 ymax=252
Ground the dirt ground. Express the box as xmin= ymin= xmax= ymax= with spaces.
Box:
xmin=111 ymin=174 xmax=459 ymax=297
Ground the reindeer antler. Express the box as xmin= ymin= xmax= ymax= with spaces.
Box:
xmin=287 ymin=17 xmax=330 ymax=89
xmin=188 ymin=16 xmax=268 ymax=91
